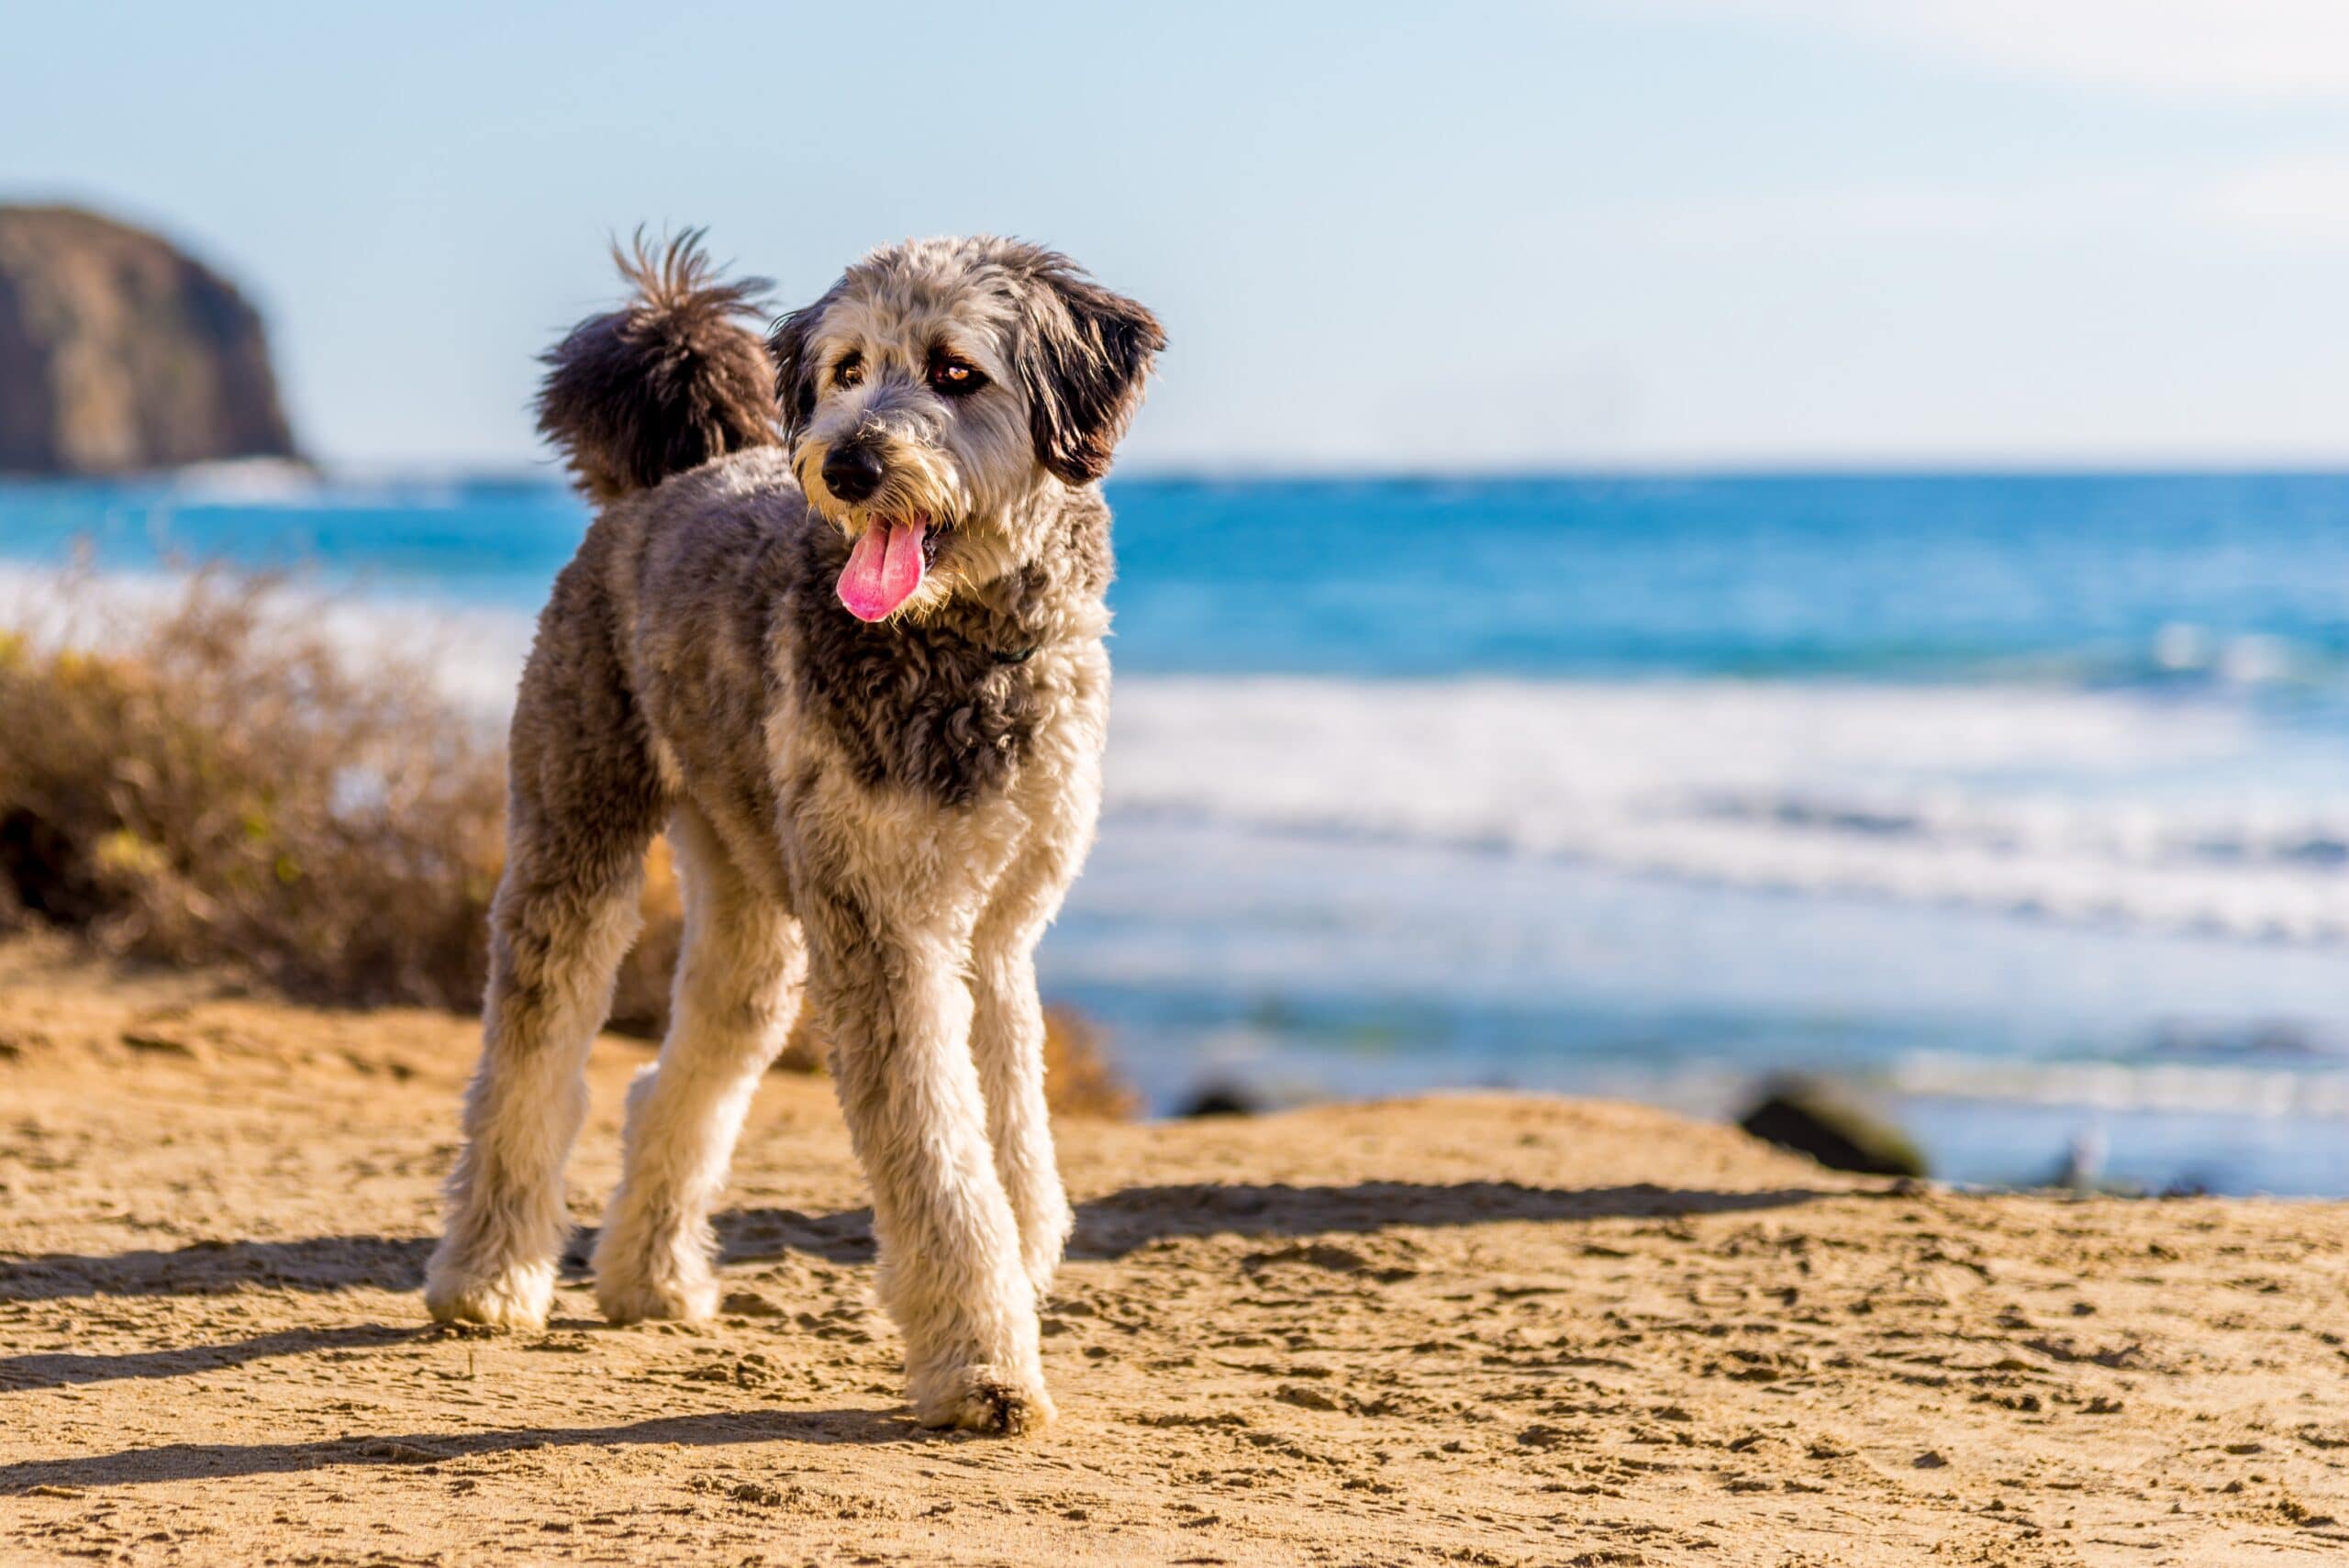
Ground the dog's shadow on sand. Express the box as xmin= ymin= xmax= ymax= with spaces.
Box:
xmin=0 ymin=1178 xmax=1831 ymax=1488
xmin=724 ymin=1179 xmax=1830 ymax=1269
xmin=1063 ymin=1179 xmax=1825 ymax=1259
xmin=0 ymin=1179 xmax=1830 ymax=1306
xmin=0 ymin=1323 xmax=419 ymax=1392
xmin=0 ymin=1407 xmax=925 ymax=1493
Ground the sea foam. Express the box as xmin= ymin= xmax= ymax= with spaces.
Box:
xmin=1104 ymin=676 xmax=2349 ymax=946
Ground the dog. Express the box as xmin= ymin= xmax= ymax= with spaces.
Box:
xmin=422 ymin=233 xmax=1163 ymax=1434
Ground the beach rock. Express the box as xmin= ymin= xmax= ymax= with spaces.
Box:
xmin=1178 ymin=1082 xmax=1266 ymax=1118
xmin=1737 ymin=1077 xmax=1927 ymax=1178
xmin=0 ymin=205 xmax=299 ymax=474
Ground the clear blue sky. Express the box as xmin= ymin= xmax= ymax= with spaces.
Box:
xmin=8 ymin=1 xmax=2349 ymax=471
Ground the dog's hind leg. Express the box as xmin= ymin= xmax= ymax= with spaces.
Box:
xmin=593 ymin=804 xmax=805 ymax=1323
xmin=426 ymin=598 xmax=666 ymax=1331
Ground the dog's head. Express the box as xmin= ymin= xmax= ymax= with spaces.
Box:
xmin=771 ymin=237 xmax=1163 ymax=622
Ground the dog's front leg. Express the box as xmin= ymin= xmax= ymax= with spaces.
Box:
xmin=803 ymin=895 xmax=1050 ymax=1434
xmin=968 ymin=754 xmax=1099 ymax=1297
xmin=970 ymin=932 xmax=1074 ymax=1300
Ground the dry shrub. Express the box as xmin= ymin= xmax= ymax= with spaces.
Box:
xmin=608 ymin=833 xmax=682 ymax=1038
xmin=1038 ymin=1004 xmax=1141 ymax=1119
xmin=0 ymin=573 xmax=506 ymax=1007
xmin=0 ymin=571 xmax=1132 ymax=1118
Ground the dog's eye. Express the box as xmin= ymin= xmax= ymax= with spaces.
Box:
xmin=928 ymin=355 xmax=986 ymax=398
xmin=831 ymin=354 xmax=863 ymax=389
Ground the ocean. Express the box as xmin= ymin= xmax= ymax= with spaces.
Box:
xmin=7 ymin=466 xmax=2349 ymax=1195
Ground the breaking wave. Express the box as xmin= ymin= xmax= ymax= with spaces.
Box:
xmin=1104 ymin=676 xmax=2349 ymax=945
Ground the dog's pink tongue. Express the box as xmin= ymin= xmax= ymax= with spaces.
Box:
xmin=837 ymin=517 xmax=928 ymax=621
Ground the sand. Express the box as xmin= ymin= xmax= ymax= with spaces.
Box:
xmin=4 ymin=934 xmax=2349 ymax=1565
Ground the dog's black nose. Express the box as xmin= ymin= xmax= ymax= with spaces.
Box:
xmin=821 ymin=444 xmax=885 ymax=504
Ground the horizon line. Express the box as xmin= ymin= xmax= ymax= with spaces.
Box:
xmin=276 ymin=454 xmax=2349 ymax=484
xmin=18 ymin=453 xmax=2349 ymax=487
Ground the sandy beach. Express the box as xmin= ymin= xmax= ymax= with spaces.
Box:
xmin=3 ymin=931 xmax=2348 ymax=1565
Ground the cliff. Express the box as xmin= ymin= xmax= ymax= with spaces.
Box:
xmin=0 ymin=205 xmax=299 ymax=475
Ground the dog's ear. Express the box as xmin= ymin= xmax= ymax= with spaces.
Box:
xmin=769 ymin=296 xmax=827 ymax=440
xmin=1018 ymin=261 xmax=1165 ymax=485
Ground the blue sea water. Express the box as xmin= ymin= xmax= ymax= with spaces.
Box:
xmin=8 ymin=465 xmax=2349 ymax=1194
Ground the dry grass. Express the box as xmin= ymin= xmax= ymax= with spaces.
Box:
xmin=0 ymin=571 xmax=1134 ymax=1118
xmin=0 ymin=573 xmax=507 ymax=1008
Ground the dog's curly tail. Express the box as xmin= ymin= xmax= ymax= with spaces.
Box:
xmin=535 ymin=229 xmax=781 ymax=502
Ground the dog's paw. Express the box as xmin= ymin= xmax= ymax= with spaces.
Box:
xmin=422 ymin=1257 xmax=554 ymax=1331
xmin=593 ymin=1260 xmax=718 ymax=1326
xmin=910 ymin=1362 xmax=1055 ymax=1436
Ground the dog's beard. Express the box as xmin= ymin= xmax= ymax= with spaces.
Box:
xmin=797 ymin=439 xmax=975 ymax=622
xmin=795 ymin=417 xmax=1058 ymax=621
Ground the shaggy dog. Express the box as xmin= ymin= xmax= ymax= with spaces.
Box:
xmin=423 ymin=234 xmax=1163 ymax=1433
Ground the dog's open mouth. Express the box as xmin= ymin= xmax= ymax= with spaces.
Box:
xmin=837 ymin=514 xmax=938 ymax=621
